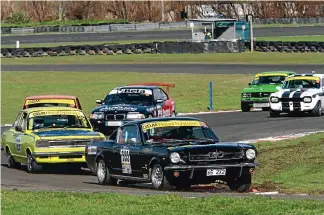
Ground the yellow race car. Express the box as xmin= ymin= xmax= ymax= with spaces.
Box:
xmin=1 ymin=106 xmax=105 ymax=173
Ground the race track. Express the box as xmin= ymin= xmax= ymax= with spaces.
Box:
xmin=2 ymin=62 xmax=324 ymax=199
xmin=3 ymin=64 xmax=324 ymax=74
xmin=1 ymin=26 xmax=323 ymax=45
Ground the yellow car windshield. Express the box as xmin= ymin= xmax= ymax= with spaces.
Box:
xmin=282 ymin=77 xmax=320 ymax=89
xmin=28 ymin=111 xmax=91 ymax=130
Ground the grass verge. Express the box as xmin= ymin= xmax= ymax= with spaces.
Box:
xmin=2 ymin=190 xmax=324 ymax=215
xmin=0 ymin=72 xmax=252 ymax=124
xmin=2 ymin=35 xmax=324 ymax=49
xmin=2 ymin=52 xmax=324 ymax=65
xmin=253 ymin=132 xmax=324 ymax=194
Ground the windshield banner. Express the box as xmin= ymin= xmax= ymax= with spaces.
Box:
xmin=25 ymin=99 xmax=76 ymax=105
xmin=30 ymin=110 xmax=84 ymax=117
xmin=109 ymin=88 xmax=153 ymax=95
xmin=142 ymin=120 xmax=205 ymax=130
xmin=287 ymin=76 xmax=320 ymax=82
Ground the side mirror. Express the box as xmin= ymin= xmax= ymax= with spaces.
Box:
xmin=276 ymin=86 xmax=282 ymax=90
xmin=155 ymin=99 xmax=163 ymax=104
xmin=248 ymin=83 xmax=251 ymax=86
xmin=96 ymin=99 xmax=103 ymax=105
xmin=15 ymin=126 xmax=22 ymax=132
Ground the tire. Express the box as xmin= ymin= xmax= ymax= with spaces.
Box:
xmin=7 ymin=150 xmax=21 ymax=169
xmin=227 ymin=172 xmax=252 ymax=193
xmin=269 ymin=109 xmax=280 ymax=117
xmin=96 ymin=159 xmax=117 ymax=185
xmin=262 ymin=107 xmax=270 ymax=111
xmin=311 ymin=101 xmax=322 ymax=117
xmin=241 ymin=102 xmax=250 ymax=112
xmin=26 ymin=152 xmax=42 ymax=173
xmin=151 ymin=164 xmax=172 ymax=190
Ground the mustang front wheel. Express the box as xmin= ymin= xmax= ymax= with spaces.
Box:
xmin=311 ymin=101 xmax=322 ymax=117
xmin=227 ymin=172 xmax=251 ymax=193
xmin=96 ymin=159 xmax=117 ymax=185
xmin=151 ymin=164 xmax=171 ymax=190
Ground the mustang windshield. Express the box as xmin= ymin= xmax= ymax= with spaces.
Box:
xmin=252 ymin=75 xmax=286 ymax=85
xmin=282 ymin=78 xmax=320 ymax=89
xmin=27 ymin=110 xmax=91 ymax=130
xmin=104 ymin=88 xmax=153 ymax=106
xmin=141 ymin=120 xmax=219 ymax=142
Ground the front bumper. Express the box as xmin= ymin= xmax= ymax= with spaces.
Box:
xmin=90 ymin=119 xmax=134 ymax=131
xmin=241 ymin=99 xmax=269 ymax=108
xmin=32 ymin=151 xmax=86 ymax=163
xmin=270 ymin=101 xmax=316 ymax=112
xmin=164 ymin=163 xmax=259 ymax=184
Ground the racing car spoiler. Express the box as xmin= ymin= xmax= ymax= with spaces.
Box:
xmin=127 ymin=82 xmax=175 ymax=95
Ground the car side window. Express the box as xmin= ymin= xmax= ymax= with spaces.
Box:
xmin=18 ymin=113 xmax=28 ymax=131
xmin=12 ymin=112 xmax=23 ymax=128
xmin=153 ymin=89 xmax=162 ymax=101
xmin=158 ymin=88 xmax=168 ymax=101
xmin=116 ymin=125 xmax=140 ymax=145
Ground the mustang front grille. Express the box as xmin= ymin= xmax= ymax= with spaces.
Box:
xmin=189 ymin=150 xmax=244 ymax=162
xmin=280 ymin=98 xmax=303 ymax=102
xmin=106 ymin=114 xmax=126 ymax=120
xmin=48 ymin=139 xmax=91 ymax=147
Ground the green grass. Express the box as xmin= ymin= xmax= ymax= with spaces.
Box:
xmin=2 ymin=190 xmax=324 ymax=215
xmin=258 ymin=35 xmax=324 ymax=41
xmin=0 ymin=72 xmax=253 ymax=124
xmin=1 ymin=19 xmax=128 ymax=28
xmin=253 ymin=133 xmax=324 ymax=194
xmin=2 ymin=52 xmax=324 ymax=65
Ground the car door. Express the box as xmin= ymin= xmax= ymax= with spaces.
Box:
xmin=3 ymin=112 xmax=22 ymax=156
xmin=113 ymin=124 xmax=142 ymax=177
xmin=12 ymin=112 xmax=29 ymax=163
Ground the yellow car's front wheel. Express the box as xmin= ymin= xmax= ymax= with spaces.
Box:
xmin=27 ymin=152 xmax=42 ymax=173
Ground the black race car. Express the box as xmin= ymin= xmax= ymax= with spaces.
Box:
xmin=89 ymin=82 xmax=176 ymax=135
xmin=85 ymin=117 xmax=259 ymax=192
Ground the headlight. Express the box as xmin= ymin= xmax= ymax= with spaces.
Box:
xmin=90 ymin=112 xmax=104 ymax=120
xmin=303 ymin=96 xmax=312 ymax=103
xmin=246 ymin=149 xmax=256 ymax=160
xmin=270 ymin=96 xmax=279 ymax=103
xmin=170 ymin=152 xmax=181 ymax=163
xmin=36 ymin=140 xmax=50 ymax=148
xmin=242 ymin=93 xmax=251 ymax=98
xmin=127 ymin=113 xmax=145 ymax=119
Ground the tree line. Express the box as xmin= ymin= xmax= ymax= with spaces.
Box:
xmin=1 ymin=1 xmax=324 ymax=23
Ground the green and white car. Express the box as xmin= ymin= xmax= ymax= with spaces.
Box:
xmin=241 ymin=71 xmax=296 ymax=112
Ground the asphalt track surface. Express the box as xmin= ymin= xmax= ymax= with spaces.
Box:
xmin=1 ymin=111 xmax=324 ymax=199
xmin=3 ymin=64 xmax=324 ymax=74
xmin=1 ymin=26 xmax=324 ymax=45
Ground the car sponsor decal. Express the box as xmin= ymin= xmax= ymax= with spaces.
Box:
xmin=30 ymin=110 xmax=84 ymax=117
xmin=87 ymin=146 xmax=97 ymax=155
xmin=141 ymin=120 xmax=203 ymax=130
xmin=25 ymin=99 xmax=76 ymax=105
xmin=99 ymin=106 xmax=137 ymax=112
xmin=120 ymin=149 xmax=132 ymax=174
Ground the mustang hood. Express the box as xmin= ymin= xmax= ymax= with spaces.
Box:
xmin=167 ymin=141 xmax=254 ymax=152
xmin=92 ymin=104 xmax=152 ymax=114
xmin=33 ymin=129 xmax=101 ymax=138
xmin=242 ymin=84 xmax=280 ymax=93
xmin=272 ymin=88 xmax=318 ymax=98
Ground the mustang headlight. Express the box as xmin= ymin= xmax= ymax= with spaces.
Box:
xmin=36 ymin=140 xmax=50 ymax=148
xmin=242 ymin=93 xmax=251 ymax=98
xmin=90 ymin=112 xmax=104 ymax=120
xmin=246 ymin=149 xmax=256 ymax=160
xmin=270 ymin=96 xmax=279 ymax=103
xmin=303 ymin=96 xmax=312 ymax=103
xmin=127 ymin=113 xmax=145 ymax=119
xmin=170 ymin=152 xmax=181 ymax=163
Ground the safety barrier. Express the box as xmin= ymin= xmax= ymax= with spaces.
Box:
xmin=1 ymin=41 xmax=323 ymax=58
xmin=1 ymin=17 xmax=323 ymax=34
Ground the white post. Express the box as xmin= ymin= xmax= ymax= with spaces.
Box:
xmin=248 ymin=15 xmax=254 ymax=52
xmin=16 ymin=41 xmax=20 ymax=48
xmin=161 ymin=0 xmax=164 ymax=22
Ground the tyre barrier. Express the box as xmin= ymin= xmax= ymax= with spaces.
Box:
xmin=1 ymin=41 xmax=324 ymax=58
